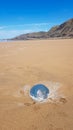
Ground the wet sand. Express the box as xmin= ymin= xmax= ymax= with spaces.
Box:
xmin=0 ymin=39 xmax=73 ymax=130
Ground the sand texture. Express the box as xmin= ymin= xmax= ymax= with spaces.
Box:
xmin=0 ymin=39 xmax=73 ymax=130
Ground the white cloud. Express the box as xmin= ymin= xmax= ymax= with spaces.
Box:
xmin=0 ymin=26 xmax=7 ymax=30
xmin=0 ymin=22 xmax=51 ymax=29
xmin=0 ymin=22 xmax=52 ymax=39
xmin=0 ymin=29 xmax=33 ymax=39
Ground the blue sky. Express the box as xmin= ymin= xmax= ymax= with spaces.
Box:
xmin=0 ymin=0 xmax=73 ymax=39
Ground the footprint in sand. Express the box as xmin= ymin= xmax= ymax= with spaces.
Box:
xmin=59 ymin=97 xmax=67 ymax=104
xmin=24 ymin=101 xmax=36 ymax=106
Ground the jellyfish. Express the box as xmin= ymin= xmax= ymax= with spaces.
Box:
xmin=30 ymin=84 xmax=49 ymax=102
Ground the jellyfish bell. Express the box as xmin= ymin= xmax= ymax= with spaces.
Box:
xmin=29 ymin=84 xmax=49 ymax=102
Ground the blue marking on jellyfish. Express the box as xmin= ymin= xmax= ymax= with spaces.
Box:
xmin=30 ymin=84 xmax=49 ymax=101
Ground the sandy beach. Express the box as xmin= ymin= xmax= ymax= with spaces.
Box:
xmin=0 ymin=39 xmax=73 ymax=130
